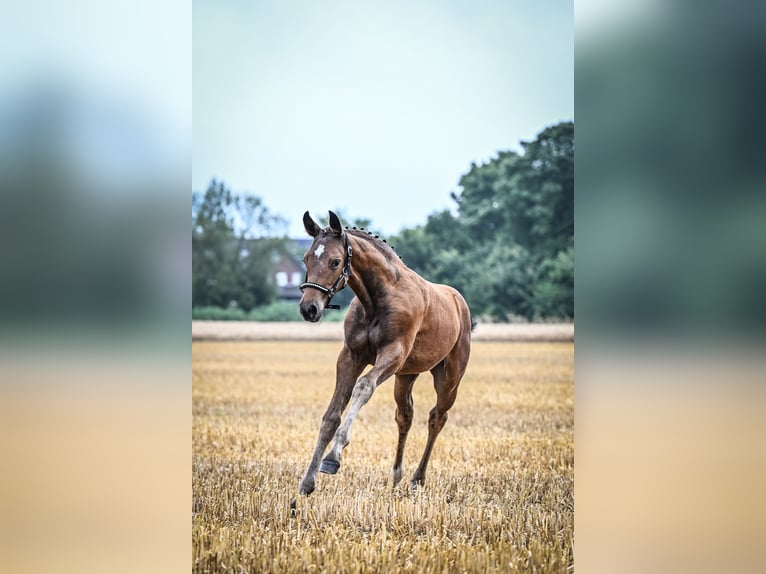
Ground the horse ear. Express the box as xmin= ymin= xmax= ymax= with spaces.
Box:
xmin=328 ymin=211 xmax=343 ymax=236
xmin=303 ymin=211 xmax=321 ymax=237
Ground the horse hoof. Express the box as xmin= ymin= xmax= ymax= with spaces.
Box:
xmin=290 ymin=499 xmax=297 ymax=517
xmin=320 ymin=459 xmax=340 ymax=474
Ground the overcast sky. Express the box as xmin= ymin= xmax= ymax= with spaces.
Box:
xmin=193 ymin=0 xmax=573 ymax=237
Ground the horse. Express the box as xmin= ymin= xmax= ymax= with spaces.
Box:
xmin=294 ymin=210 xmax=474 ymax=502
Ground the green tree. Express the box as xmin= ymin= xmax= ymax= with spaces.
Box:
xmin=192 ymin=180 xmax=287 ymax=311
xmin=455 ymin=122 xmax=573 ymax=256
xmin=393 ymin=122 xmax=574 ymax=321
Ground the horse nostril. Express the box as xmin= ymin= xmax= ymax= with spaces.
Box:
xmin=300 ymin=301 xmax=320 ymax=322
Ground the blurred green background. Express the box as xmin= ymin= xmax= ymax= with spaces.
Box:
xmin=577 ymin=1 xmax=766 ymax=340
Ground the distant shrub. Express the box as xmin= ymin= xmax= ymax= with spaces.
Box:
xmin=250 ymin=301 xmax=349 ymax=322
xmin=192 ymin=306 xmax=248 ymax=321
xmin=319 ymin=307 xmax=348 ymax=322
xmin=248 ymin=301 xmax=302 ymax=321
xmin=192 ymin=302 xmax=349 ymax=322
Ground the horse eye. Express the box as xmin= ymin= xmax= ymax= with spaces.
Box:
xmin=330 ymin=259 xmax=341 ymax=269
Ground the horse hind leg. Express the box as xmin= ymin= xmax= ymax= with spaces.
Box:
xmin=409 ymin=405 xmax=453 ymax=487
xmin=391 ymin=374 xmax=418 ymax=487
xmin=410 ymin=348 xmax=468 ymax=488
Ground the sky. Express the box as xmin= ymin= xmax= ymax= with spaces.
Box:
xmin=193 ymin=0 xmax=573 ymax=237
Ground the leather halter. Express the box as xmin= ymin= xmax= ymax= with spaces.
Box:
xmin=299 ymin=233 xmax=353 ymax=310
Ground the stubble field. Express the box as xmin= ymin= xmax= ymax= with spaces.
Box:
xmin=192 ymin=340 xmax=573 ymax=573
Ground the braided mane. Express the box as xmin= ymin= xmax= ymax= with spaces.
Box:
xmin=344 ymin=227 xmax=402 ymax=261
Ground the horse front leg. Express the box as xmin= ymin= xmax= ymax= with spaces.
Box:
xmin=321 ymin=343 xmax=406 ymax=476
xmin=297 ymin=347 xmax=364 ymax=497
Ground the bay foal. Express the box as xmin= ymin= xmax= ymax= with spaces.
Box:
xmin=295 ymin=211 xmax=473 ymax=499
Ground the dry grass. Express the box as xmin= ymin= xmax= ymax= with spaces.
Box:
xmin=192 ymin=341 xmax=573 ymax=573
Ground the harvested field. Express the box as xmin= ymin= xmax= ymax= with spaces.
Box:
xmin=192 ymin=340 xmax=574 ymax=573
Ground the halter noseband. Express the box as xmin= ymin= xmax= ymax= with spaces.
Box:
xmin=299 ymin=233 xmax=353 ymax=310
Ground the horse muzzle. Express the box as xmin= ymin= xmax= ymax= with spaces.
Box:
xmin=300 ymin=300 xmax=323 ymax=322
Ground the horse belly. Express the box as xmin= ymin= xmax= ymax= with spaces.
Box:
xmin=398 ymin=356 xmax=437 ymax=375
xmin=398 ymin=330 xmax=457 ymax=374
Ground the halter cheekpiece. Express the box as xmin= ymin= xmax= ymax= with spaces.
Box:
xmin=299 ymin=232 xmax=353 ymax=310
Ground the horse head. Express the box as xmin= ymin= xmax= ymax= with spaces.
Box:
xmin=299 ymin=210 xmax=352 ymax=322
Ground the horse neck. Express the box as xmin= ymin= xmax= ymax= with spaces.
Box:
xmin=346 ymin=233 xmax=403 ymax=315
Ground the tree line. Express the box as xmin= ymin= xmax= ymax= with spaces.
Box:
xmin=192 ymin=121 xmax=573 ymax=321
